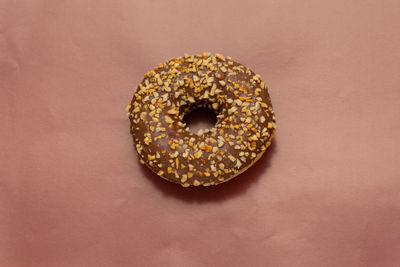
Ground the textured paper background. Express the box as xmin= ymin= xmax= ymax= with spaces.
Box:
xmin=1 ymin=0 xmax=400 ymax=266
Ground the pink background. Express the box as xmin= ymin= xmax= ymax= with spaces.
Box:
xmin=1 ymin=0 xmax=400 ymax=266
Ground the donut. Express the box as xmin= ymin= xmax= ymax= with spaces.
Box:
xmin=127 ymin=53 xmax=276 ymax=187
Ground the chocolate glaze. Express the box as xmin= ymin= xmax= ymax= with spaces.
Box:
xmin=127 ymin=53 xmax=276 ymax=187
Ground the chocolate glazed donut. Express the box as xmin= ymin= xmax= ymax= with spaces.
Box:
xmin=127 ymin=53 xmax=276 ymax=187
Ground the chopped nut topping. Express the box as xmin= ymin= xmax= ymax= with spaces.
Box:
xmin=194 ymin=150 xmax=203 ymax=158
xmin=228 ymin=155 xmax=236 ymax=162
xmin=128 ymin=53 xmax=275 ymax=187
xmin=215 ymin=53 xmax=225 ymax=61
xmin=181 ymin=175 xmax=187 ymax=183
xmin=165 ymin=115 xmax=173 ymax=124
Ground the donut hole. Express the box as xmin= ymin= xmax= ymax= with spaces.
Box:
xmin=182 ymin=106 xmax=218 ymax=134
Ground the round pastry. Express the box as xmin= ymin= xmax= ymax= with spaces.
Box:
xmin=127 ymin=53 xmax=276 ymax=187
